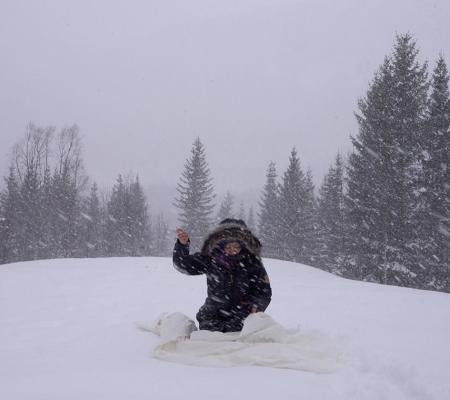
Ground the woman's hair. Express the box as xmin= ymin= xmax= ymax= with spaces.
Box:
xmin=201 ymin=219 xmax=261 ymax=257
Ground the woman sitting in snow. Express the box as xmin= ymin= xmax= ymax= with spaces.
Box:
xmin=173 ymin=218 xmax=272 ymax=333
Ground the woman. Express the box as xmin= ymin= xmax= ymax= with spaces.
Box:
xmin=173 ymin=219 xmax=272 ymax=333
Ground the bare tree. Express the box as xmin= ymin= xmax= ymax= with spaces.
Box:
xmin=55 ymin=125 xmax=88 ymax=191
xmin=13 ymin=123 xmax=54 ymax=184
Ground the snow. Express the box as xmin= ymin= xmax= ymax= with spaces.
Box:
xmin=1 ymin=257 xmax=449 ymax=399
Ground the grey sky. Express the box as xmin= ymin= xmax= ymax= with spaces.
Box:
xmin=1 ymin=0 xmax=449 ymax=199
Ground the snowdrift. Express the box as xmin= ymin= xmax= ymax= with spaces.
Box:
xmin=1 ymin=257 xmax=449 ymax=400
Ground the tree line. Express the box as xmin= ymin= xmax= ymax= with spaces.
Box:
xmin=174 ymin=35 xmax=449 ymax=293
xmin=0 ymin=124 xmax=170 ymax=263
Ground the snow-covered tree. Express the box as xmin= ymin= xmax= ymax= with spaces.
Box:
xmin=105 ymin=175 xmax=151 ymax=257
xmin=247 ymin=205 xmax=256 ymax=233
xmin=153 ymin=213 xmax=170 ymax=256
xmin=12 ymin=124 xmax=54 ymax=260
xmin=347 ymin=34 xmax=429 ymax=286
xmin=301 ymin=169 xmax=318 ymax=265
xmin=317 ymin=154 xmax=346 ymax=274
xmin=0 ymin=167 xmax=21 ymax=263
xmin=39 ymin=165 xmax=54 ymax=260
xmin=258 ymin=162 xmax=280 ymax=258
xmin=216 ymin=191 xmax=234 ymax=223
xmin=174 ymin=138 xmax=216 ymax=250
xmin=277 ymin=149 xmax=308 ymax=263
xmin=51 ymin=126 xmax=85 ymax=258
xmin=128 ymin=176 xmax=152 ymax=256
xmin=413 ymin=55 xmax=450 ymax=291
xmin=80 ymin=183 xmax=103 ymax=257
xmin=105 ymin=175 xmax=127 ymax=256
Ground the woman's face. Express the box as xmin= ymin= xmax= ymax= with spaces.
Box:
xmin=223 ymin=241 xmax=242 ymax=256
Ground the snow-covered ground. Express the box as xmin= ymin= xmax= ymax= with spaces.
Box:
xmin=1 ymin=257 xmax=449 ymax=400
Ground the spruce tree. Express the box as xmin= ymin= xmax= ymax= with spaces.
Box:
xmin=50 ymin=126 xmax=85 ymax=258
xmin=277 ymin=149 xmax=307 ymax=262
xmin=347 ymin=34 xmax=428 ymax=286
xmin=247 ymin=205 xmax=256 ymax=233
xmin=105 ymin=175 xmax=152 ymax=256
xmin=12 ymin=124 xmax=51 ymax=260
xmin=19 ymin=165 xmax=42 ymax=260
xmin=153 ymin=213 xmax=170 ymax=256
xmin=128 ymin=176 xmax=152 ymax=256
xmin=0 ymin=211 xmax=6 ymax=263
xmin=317 ymin=154 xmax=346 ymax=274
xmin=174 ymin=138 xmax=216 ymax=250
xmin=81 ymin=183 xmax=102 ymax=257
xmin=301 ymin=169 xmax=318 ymax=265
xmin=415 ymin=55 xmax=450 ymax=291
xmin=0 ymin=167 xmax=21 ymax=264
xmin=258 ymin=162 xmax=280 ymax=259
xmin=216 ymin=191 xmax=234 ymax=223
xmin=105 ymin=175 xmax=127 ymax=256
xmin=39 ymin=166 xmax=54 ymax=259
xmin=51 ymin=166 xmax=79 ymax=257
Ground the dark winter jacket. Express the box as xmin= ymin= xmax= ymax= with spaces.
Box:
xmin=172 ymin=222 xmax=272 ymax=329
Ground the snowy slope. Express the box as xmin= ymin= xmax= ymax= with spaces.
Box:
xmin=1 ymin=257 xmax=449 ymax=400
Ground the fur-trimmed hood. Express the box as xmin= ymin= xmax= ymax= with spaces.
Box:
xmin=200 ymin=222 xmax=261 ymax=257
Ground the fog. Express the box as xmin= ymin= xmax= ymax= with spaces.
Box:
xmin=1 ymin=0 xmax=449 ymax=211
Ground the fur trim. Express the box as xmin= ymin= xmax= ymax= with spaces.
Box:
xmin=200 ymin=223 xmax=261 ymax=257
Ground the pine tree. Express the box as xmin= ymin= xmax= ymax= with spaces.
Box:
xmin=11 ymin=125 xmax=51 ymax=260
xmin=216 ymin=191 xmax=234 ymax=223
xmin=98 ymin=191 xmax=109 ymax=256
xmin=51 ymin=167 xmax=79 ymax=257
xmin=105 ymin=175 xmax=127 ymax=256
xmin=0 ymin=167 xmax=22 ymax=264
xmin=19 ymin=163 xmax=42 ymax=260
xmin=247 ymin=205 xmax=256 ymax=233
xmin=128 ymin=176 xmax=152 ymax=256
xmin=347 ymin=34 xmax=428 ymax=286
xmin=415 ymin=55 xmax=450 ymax=291
xmin=153 ymin=213 xmax=170 ymax=256
xmin=39 ymin=166 xmax=54 ymax=259
xmin=105 ymin=175 xmax=152 ymax=256
xmin=317 ymin=154 xmax=346 ymax=273
xmin=80 ymin=183 xmax=102 ymax=257
xmin=174 ymin=138 xmax=216 ymax=250
xmin=301 ymin=169 xmax=318 ymax=265
xmin=50 ymin=126 xmax=85 ymax=258
xmin=0 ymin=211 xmax=6 ymax=263
xmin=277 ymin=149 xmax=307 ymax=262
xmin=258 ymin=162 xmax=280 ymax=258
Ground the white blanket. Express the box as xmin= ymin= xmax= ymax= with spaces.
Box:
xmin=144 ymin=312 xmax=342 ymax=373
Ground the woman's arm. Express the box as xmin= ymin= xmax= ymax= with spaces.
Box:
xmin=247 ymin=259 xmax=272 ymax=312
xmin=172 ymin=230 xmax=208 ymax=275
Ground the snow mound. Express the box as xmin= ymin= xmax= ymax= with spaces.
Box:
xmin=1 ymin=257 xmax=449 ymax=400
xmin=149 ymin=312 xmax=342 ymax=373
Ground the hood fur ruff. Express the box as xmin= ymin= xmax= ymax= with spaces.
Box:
xmin=200 ymin=223 xmax=262 ymax=257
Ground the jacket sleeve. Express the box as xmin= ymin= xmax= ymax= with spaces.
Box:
xmin=248 ymin=258 xmax=272 ymax=312
xmin=172 ymin=239 xmax=209 ymax=275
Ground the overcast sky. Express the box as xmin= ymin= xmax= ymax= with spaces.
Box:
xmin=1 ymin=0 xmax=449 ymax=198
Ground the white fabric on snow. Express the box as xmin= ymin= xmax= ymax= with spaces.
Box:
xmin=149 ymin=312 xmax=342 ymax=373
